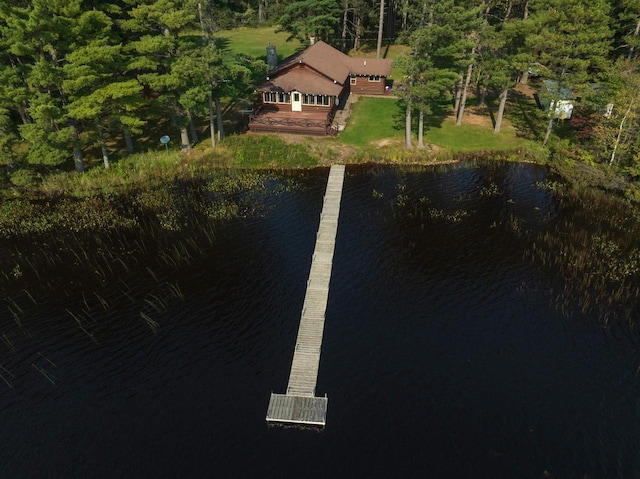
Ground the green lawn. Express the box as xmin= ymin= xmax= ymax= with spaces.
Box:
xmin=216 ymin=26 xmax=303 ymax=60
xmin=339 ymin=97 xmax=531 ymax=152
xmin=426 ymin=119 xmax=529 ymax=152
xmin=338 ymin=97 xmax=404 ymax=148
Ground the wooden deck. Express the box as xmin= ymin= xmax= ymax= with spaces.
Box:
xmin=266 ymin=165 xmax=345 ymax=427
xmin=248 ymin=108 xmax=335 ymax=136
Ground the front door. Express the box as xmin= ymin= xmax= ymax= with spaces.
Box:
xmin=291 ymin=91 xmax=302 ymax=112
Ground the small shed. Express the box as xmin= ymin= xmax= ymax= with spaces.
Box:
xmin=540 ymin=80 xmax=574 ymax=120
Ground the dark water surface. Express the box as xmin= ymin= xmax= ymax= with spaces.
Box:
xmin=1 ymin=163 xmax=639 ymax=478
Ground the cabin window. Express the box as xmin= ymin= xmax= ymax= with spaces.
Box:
xmin=302 ymin=94 xmax=315 ymax=105
xmin=264 ymin=92 xmax=277 ymax=103
xmin=350 ymin=76 xmax=357 ymax=85
xmin=314 ymin=95 xmax=330 ymax=106
xmin=277 ymin=92 xmax=290 ymax=103
xmin=368 ymin=75 xmax=381 ymax=82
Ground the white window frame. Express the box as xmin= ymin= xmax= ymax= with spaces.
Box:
xmin=277 ymin=92 xmax=290 ymax=103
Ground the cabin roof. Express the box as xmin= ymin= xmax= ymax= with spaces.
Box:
xmin=258 ymin=68 xmax=343 ymax=96
xmin=259 ymin=41 xmax=392 ymax=94
xmin=542 ymin=80 xmax=573 ymax=100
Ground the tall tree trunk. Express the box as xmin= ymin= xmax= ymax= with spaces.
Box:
xmin=629 ymin=19 xmax=640 ymax=60
xmin=180 ymin=125 xmax=191 ymax=151
xmin=354 ymin=13 xmax=362 ymax=50
xmin=208 ymin=92 xmax=216 ymax=148
xmin=71 ymin=122 xmax=84 ymax=173
xmin=453 ymin=74 xmax=463 ymax=113
xmin=17 ymin=106 xmax=31 ymax=125
xmin=478 ymin=84 xmax=487 ymax=108
xmin=341 ymin=2 xmax=349 ymax=51
xmin=456 ymin=58 xmax=474 ymax=126
xmin=402 ymin=2 xmax=408 ymax=31
xmin=215 ymin=97 xmax=224 ymax=140
xmin=198 ymin=2 xmax=206 ymax=38
xmin=377 ymin=0 xmax=385 ymax=59
xmin=610 ymin=100 xmax=634 ymax=165
xmin=523 ymin=0 xmax=529 ymax=20
xmin=417 ymin=110 xmax=424 ymax=148
xmin=542 ymin=116 xmax=554 ymax=146
xmin=258 ymin=1 xmax=265 ymax=23
xmin=520 ymin=69 xmax=529 ymax=85
xmin=405 ymin=102 xmax=413 ymax=149
xmin=188 ymin=111 xmax=199 ymax=144
xmin=503 ymin=0 xmax=513 ymax=22
xmin=123 ymin=125 xmax=135 ymax=154
xmin=96 ymin=119 xmax=110 ymax=169
xmin=494 ymin=87 xmax=508 ymax=133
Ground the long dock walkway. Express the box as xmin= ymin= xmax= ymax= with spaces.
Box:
xmin=266 ymin=165 xmax=345 ymax=427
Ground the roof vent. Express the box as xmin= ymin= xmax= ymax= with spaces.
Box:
xmin=364 ymin=60 xmax=367 ymax=66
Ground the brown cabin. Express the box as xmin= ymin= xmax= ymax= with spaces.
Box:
xmin=249 ymin=41 xmax=392 ymax=136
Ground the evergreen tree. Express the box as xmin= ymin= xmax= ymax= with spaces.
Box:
xmin=278 ymin=0 xmax=342 ymax=43
xmin=20 ymin=0 xmax=88 ymax=172
xmin=527 ymin=0 xmax=613 ymax=145
xmin=613 ymin=0 xmax=640 ymax=60
xmin=123 ymin=0 xmax=199 ymax=150
xmin=397 ymin=0 xmax=462 ymax=148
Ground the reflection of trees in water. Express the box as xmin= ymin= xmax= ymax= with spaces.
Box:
xmin=362 ymin=161 xmax=640 ymax=333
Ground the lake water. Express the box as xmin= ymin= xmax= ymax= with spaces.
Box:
xmin=0 ymin=162 xmax=639 ymax=478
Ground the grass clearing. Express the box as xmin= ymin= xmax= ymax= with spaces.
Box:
xmin=216 ymin=26 xmax=303 ymax=59
xmin=338 ymin=96 xmax=532 ymax=153
xmin=425 ymin=117 xmax=530 ymax=152
xmin=338 ymin=97 xmax=405 ymax=149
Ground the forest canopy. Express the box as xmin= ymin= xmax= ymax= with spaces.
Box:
xmin=1 ymin=0 xmax=640 ymax=182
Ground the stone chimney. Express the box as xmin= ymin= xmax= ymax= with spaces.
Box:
xmin=267 ymin=42 xmax=278 ymax=71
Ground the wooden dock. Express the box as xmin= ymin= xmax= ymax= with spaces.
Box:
xmin=266 ymin=164 xmax=345 ymax=427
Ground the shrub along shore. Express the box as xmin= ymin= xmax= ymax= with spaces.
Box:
xmin=4 ymin=132 xmax=639 ymax=195
xmin=1 ymin=132 xmax=639 ymax=238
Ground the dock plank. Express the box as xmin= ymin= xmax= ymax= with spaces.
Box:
xmin=266 ymin=165 xmax=345 ymax=427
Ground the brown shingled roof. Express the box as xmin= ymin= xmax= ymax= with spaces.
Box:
xmin=265 ymin=41 xmax=392 ymax=88
xmin=258 ymin=68 xmax=343 ymax=96
xmin=275 ymin=41 xmax=352 ymax=83
xmin=346 ymin=57 xmax=392 ymax=77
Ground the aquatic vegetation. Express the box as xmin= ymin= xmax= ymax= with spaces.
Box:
xmin=535 ymin=179 xmax=566 ymax=191
xmin=524 ymin=186 xmax=640 ymax=330
xmin=479 ymin=182 xmax=502 ymax=197
xmin=0 ymin=169 xmax=312 ymax=345
xmin=396 ymin=194 xmax=409 ymax=207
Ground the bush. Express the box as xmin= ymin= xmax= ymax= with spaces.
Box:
xmin=9 ymin=169 xmax=40 ymax=188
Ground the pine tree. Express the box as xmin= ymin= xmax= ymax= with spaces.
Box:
xmin=397 ymin=0 xmax=461 ymax=148
xmin=123 ymin=0 xmax=199 ymax=151
xmin=527 ymin=0 xmax=613 ymax=145
xmin=278 ymin=0 xmax=342 ymax=43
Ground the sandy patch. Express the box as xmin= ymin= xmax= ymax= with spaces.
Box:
xmin=372 ymin=138 xmax=399 ymax=148
xmin=449 ymin=107 xmax=494 ymax=128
